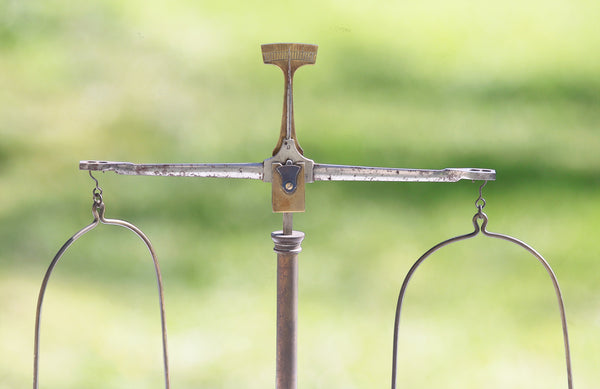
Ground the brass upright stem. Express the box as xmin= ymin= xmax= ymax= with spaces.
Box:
xmin=272 ymin=230 xmax=304 ymax=389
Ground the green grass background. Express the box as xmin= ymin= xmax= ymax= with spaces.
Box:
xmin=1 ymin=0 xmax=599 ymax=388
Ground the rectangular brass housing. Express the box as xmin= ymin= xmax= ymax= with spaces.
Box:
xmin=272 ymin=162 xmax=305 ymax=213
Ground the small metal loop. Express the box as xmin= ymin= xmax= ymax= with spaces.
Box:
xmin=475 ymin=180 xmax=487 ymax=211
xmin=93 ymin=190 xmax=103 ymax=206
xmin=473 ymin=210 xmax=489 ymax=230
xmin=89 ymin=171 xmax=103 ymax=202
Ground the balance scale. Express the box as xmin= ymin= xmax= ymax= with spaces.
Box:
xmin=33 ymin=43 xmax=572 ymax=389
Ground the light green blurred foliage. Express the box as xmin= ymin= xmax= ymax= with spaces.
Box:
xmin=1 ymin=0 xmax=599 ymax=388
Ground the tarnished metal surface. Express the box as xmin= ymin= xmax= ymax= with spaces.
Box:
xmin=272 ymin=162 xmax=305 ymax=213
xmin=313 ymin=164 xmax=496 ymax=182
xmin=272 ymin=230 xmax=304 ymax=389
xmin=80 ymin=160 xmax=495 ymax=182
xmin=79 ymin=160 xmax=264 ymax=179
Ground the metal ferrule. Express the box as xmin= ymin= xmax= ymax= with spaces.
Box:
xmin=271 ymin=231 xmax=305 ymax=253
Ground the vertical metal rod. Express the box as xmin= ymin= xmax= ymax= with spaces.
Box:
xmin=283 ymin=213 xmax=293 ymax=235
xmin=286 ymin=48 xmax=293 ymax=141
xmin=277 ymin=250 xmax=298 ymax=389
xmin=272 ymin=230 xmax=304 ymax=389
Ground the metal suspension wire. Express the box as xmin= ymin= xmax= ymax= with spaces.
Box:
xmin=33 ymin=176 xmax=170 ymax=389
xmin=391 ymin=183 xmax=573 ymax=389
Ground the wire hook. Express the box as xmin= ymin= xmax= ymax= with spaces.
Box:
xmin=89 ymin=171 xmax=103 ymax=204
xmin=475 ymin=180 xmax=487 ymax=212
xmin=88 ymin=170 xmax=100 ymax=190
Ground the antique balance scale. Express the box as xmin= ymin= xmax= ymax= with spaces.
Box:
xmin=33 ymin=43 xmax=573 ymax=388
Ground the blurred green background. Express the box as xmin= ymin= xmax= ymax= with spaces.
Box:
xmin=1 ymin=0 xmax=599 ymax=388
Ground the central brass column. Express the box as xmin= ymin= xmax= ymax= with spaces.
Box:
xmin=272 ymin=230 xmax=304 ymax=389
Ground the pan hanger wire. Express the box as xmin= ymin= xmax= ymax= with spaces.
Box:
xmin=33 ymin=172 xmax=171 ymax=389
xmin=390 ymin=181 xmax=573 ymax=389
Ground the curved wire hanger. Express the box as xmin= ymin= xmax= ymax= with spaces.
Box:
xmin=390 ymin=181 xmax=573 ymax=389
xmin=33 ymin=172 xmax=171 ymax=389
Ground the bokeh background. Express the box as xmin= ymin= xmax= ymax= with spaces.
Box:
xmin=1 ymin=0 xmax=599 ymax=388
